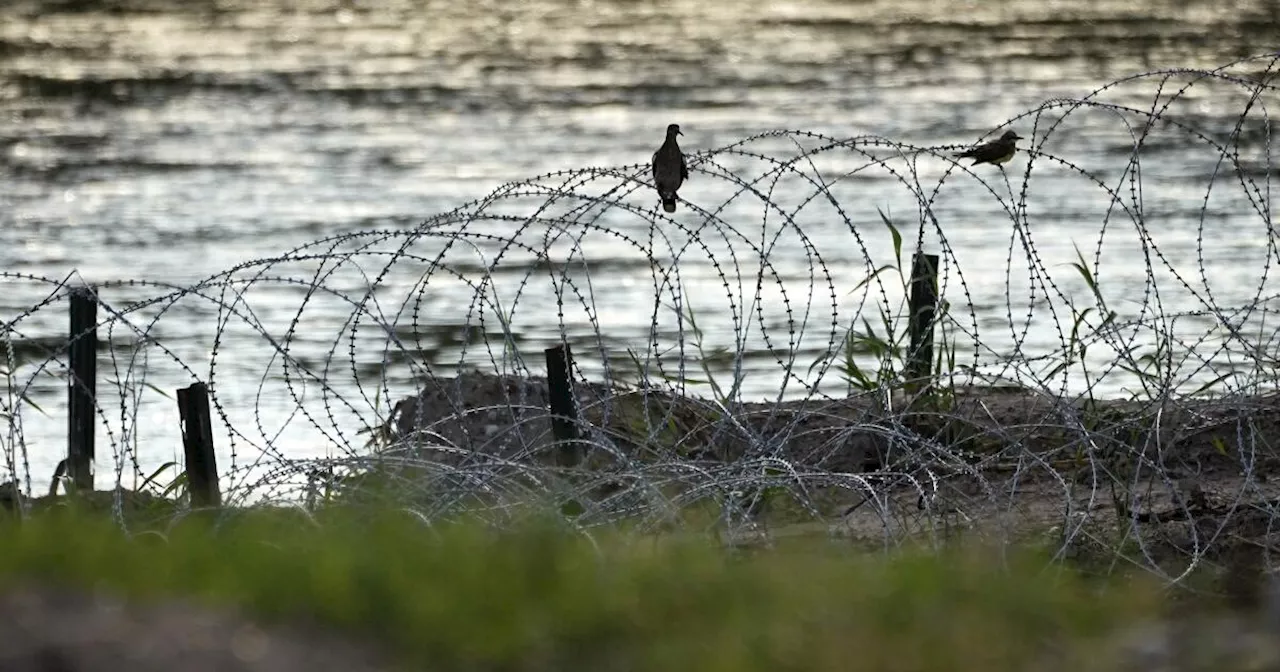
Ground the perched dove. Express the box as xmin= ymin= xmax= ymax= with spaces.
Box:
xmin=955 ymin=129 xmax=1023 ymax=167
xmin=651 ymin=123 xmax=688 ymax=213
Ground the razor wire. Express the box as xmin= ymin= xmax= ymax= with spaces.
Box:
xmin=3 ymin=53 xmax=1280 ymax=583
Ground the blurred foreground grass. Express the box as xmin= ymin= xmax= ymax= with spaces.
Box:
xmin=0 ymin=505 xmax=1210 ymax=671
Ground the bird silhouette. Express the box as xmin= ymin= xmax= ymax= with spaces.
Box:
xmin=651 ymin=123 xmax=688 ymax=213
xmin=955 ymin=130 xmax=1023 ymax=167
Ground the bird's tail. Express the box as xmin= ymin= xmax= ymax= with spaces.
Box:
xmin=662 ymin=198 xmax=677 ymax=213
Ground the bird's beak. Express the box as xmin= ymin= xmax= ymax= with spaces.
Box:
xmin=677 ymin=129 xmax=683 ymax=136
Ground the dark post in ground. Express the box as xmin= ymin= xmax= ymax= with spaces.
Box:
xmin=544 ymin=343 xmax=584 ymax=468
xmin=66 ymin=285 xmax=98 ymax=492
xmin=906 ymin=252 xmax=940 ymax=393
xmin=177 ymin=382 xmax=221 ymax=508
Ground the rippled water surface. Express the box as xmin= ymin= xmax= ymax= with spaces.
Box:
xmin=2 ymin=0 xmax=1279 ymax=486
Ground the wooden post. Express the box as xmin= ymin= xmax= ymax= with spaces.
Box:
xmin=906 ymin=253 xmax=940 ymax=391
xmin=544 ymin=343 xmax=583 ymax=467
xmin=66 ymin=285 xmax=97 ymax=492
xmin=177 ymin=382 xmax=221 ymax=507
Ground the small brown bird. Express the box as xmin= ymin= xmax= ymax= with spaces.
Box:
xmin=651 ymin=123 xmax=688 ymax=213
xmin=955 ymin=129 xmax=1023 ymax=167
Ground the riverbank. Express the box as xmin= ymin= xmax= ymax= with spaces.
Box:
xmin=376 ymin=370 xmax=1280 ymax=563
xmin=1 ymin=505 xmax=1278 ymax=671
xmin=3 ymin=368 xmax=1279 ymax=668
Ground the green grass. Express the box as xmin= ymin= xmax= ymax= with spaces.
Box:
xmin=0 ymin=504 xmax=1182 ymax=671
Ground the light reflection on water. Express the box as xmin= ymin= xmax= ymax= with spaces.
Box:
xmin=1 ymin=0 xmax=1279 ymax=486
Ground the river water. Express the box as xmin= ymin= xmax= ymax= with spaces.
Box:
xmin=2 ymin=0 xmax=1279 ymax=493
